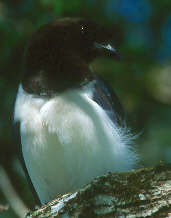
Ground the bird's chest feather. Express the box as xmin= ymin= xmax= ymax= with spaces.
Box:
xmin=21 ymin=97 xmax=98 ymax=195
xmin=14 ymin=85 xmax=136 ymax=204
xmin=20 ymin=89 xmax=99 ymax=155
xmin=15 ymin=86 xmax=110 ymax=202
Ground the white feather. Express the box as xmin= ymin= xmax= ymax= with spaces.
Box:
xmin=14 ymin=81 xmax=137 ymax=204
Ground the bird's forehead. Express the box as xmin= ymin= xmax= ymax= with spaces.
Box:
xmin=47 ymin=18 xmax=113 ymax=43
xmin=50 ymin=17 xmax=91 ymax=27
xmin=44 ymin=18 xmax=97 ymax=35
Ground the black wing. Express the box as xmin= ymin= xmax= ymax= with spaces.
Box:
xmin=93 ymin=75 xmax=125 ymax=127
xmin=13 ymin=121 xmax=41 ymax=205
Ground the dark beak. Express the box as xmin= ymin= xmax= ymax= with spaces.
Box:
xmin=94 ymin=42 xmax=121 ymax=60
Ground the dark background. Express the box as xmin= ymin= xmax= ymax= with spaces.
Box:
xmin=0 ymin=0 xmax=171 ymax=217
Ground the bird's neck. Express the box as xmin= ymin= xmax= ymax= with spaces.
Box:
xmin=21 ymin=63 xmax=93 ymax=96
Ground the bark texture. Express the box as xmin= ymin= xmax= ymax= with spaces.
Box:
xmin=26 ymin=164 xmax=171 ymax=218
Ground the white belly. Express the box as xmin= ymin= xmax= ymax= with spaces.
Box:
xmin=14 ymin=84 xmax=137 ymax=204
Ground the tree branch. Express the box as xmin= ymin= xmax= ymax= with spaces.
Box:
xmin=26 ymin=164 xmax=171 ymax=218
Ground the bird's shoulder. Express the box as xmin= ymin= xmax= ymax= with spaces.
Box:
xmin=93 ymin=76 xmax=125 ymax=127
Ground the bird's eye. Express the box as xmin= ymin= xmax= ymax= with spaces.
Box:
xmin=79 ymin=22 xmax=95 ymax=42
xmin=81 ymin=25 xmax=85 ymax=35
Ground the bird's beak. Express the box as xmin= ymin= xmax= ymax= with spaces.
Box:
xmin=94 ymin=42 xmax=121 ymax=60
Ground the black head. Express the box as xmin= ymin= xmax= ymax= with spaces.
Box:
xmin=22 ymin=17 xmax=119 ymax=95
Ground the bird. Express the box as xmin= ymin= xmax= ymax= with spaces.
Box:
xmin=14 ymin=17 xmax=137 ymax=205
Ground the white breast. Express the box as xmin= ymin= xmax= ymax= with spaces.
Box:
xmin=14 ymin=82 xmax=137 ymax=204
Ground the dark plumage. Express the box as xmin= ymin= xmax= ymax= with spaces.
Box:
xmin=22 ymin=17 xmax=119 ymax=95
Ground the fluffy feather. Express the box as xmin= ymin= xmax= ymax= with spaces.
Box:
xmin=14 ymin=81 xmax=137 ymax=204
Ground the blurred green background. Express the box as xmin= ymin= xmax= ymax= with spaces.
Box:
xmin=0 ymin=0 xmax=171 ymax=217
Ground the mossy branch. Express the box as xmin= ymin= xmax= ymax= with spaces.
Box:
xmin=26 ymin=164 xmax=171 ymax=218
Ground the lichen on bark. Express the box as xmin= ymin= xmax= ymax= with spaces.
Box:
xmin=26 ymin=163 xmax=171 ymax=218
